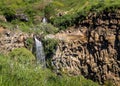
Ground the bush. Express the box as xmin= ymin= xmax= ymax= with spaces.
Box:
xmin=2 ymin=7 xmax=16 ymax=22
xmin=18 ymin=22 xmax=32 ymax=33
xmin=51 ymin=12 xmax=86 ymax=30
xmin=25 ymin=38 xmax=34 ymax=51
xmin=42 ymin=38 xmax=58 ymax=69
xmin=8 ymin=48 xmax=35 ymax=64
xmin=42 ymin=38 xmax=58 ymax=58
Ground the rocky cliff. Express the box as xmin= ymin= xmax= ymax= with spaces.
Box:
xmin=0 ymin=27 xmax=28 ymax=54
xmin=52 ymin=9 xmax=120 ymax=85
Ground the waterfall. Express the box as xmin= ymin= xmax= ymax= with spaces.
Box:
xmin=42 ymin=17 xmax=47 ymax=23
xmin=34 ymin=37 xmax=46 ymax=67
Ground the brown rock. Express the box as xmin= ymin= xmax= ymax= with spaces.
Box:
xmin=52 ymin=9 xmax=120 ymax=85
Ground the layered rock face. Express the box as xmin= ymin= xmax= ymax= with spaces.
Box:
xmin=52 ymin=9 xmax=120 ymax=85
xmin=0 ymin=28 xmax=28 ymax=53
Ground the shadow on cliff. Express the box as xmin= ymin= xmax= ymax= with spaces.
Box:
xmin=114 ymin=28 xmax=120 ymax=60
xmin=86 ymin=29 xmax=110 ymax=60
xmin=86 ymin=32 xmax=110 ymax=83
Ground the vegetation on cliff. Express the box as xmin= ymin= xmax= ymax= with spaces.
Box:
xmin=50 ymin=0 xmax=120 ymax=30
xmin=0 ymin=0 xmax=119 ymax=31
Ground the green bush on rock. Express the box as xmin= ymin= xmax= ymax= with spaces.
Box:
xmin=41 ymin=38 xmax=58 ymax=69
xmin=1 ymin=6 xmax=16 ymax=21
xmin=42 ymin=38 xmax=58 ymax=58
xmin=25 ymin=38 xmax=34 ymax=51
xmin=8 ymin=48 xmax=35 ymax=64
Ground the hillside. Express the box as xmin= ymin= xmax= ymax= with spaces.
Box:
xmin=0 ymin=0 xmax=120 ymax=86
xmin=0 ymin=0 xmax=120 ymax=31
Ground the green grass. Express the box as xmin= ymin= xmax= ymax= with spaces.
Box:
xmin=0 ymin=0 xmax=119 ymax=31
xmin=52 ymin=0 xmax=120 ymax=13
xmin=0 ymin=0 xmax=46 ymax=26
xmin=0 ymin=48 xmax=99 ymax=86
xmin=50 ymin=0 xmax=120 ymax=30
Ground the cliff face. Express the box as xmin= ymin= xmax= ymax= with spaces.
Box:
xmin=0 ymin=28 xmax=28 ymax=54
xmin=52 ymin=9 xmax=120 ymax=85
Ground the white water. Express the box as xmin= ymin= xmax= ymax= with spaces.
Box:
xmin=42 ymin=17 xmax=47 ymax=23
xmin=34 ymin=37 xmax=46 ymax=67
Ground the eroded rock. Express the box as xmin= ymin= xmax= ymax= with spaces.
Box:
xmin=0 ymin=29 xmax=28 ymax=53
xmin=52 ymin=9 xmax=120 ymax=85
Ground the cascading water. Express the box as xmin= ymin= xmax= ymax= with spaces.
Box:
xmin=42 ymin=17 xmax=47 ymax=23
xmin=34 ymin=37 xmax=46 ymax=67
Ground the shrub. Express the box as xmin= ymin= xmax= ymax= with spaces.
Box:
xmin=42 ymin=38 xmax=58 ymax=68
xmin=51 ymin=12 xmax=86 ymax=30
xmin=42 ymin=38 xmax=58 ymax=58
xmin=18 ymin=22 xmax=32 ymax=33
xmin=25 ymin=38 xmax=34 ymax=51
xmin=8 ymin=48 xmax=35 ymax=64
xmin=2 ymin=7 xmax=16 ymax=22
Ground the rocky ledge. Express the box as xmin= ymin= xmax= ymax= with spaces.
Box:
xmin=0 ymin=27 xmax=28 ymax=54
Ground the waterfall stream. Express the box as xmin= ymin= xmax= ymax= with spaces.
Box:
xmin=34 ymin=37 xmax=46 ymax=67
xmin=42 ymin=17 xmax=47 ymax=23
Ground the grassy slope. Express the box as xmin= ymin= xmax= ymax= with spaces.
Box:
xmin=0 ymin=0 xmax=50 ymax=32
xmin=52 ymin=0 xmax=120 ymax=14
xmin=51 ymin=0 xmax=120 ymax=29
xmin=0 ymin=48 xmax=99 ymax=86
xmin=0 ymin=0 xmax=119 ymax=31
